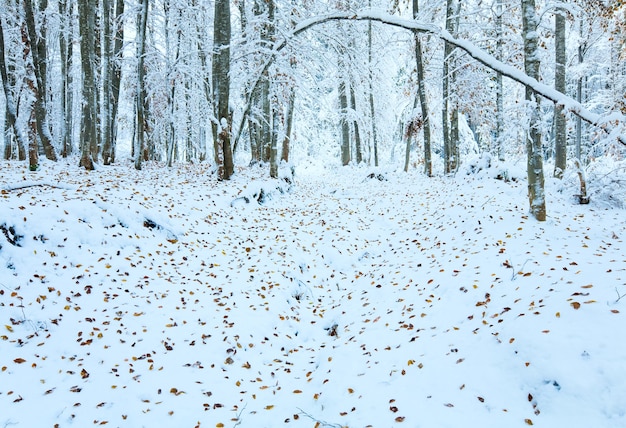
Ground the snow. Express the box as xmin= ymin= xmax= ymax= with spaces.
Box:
xmin=1 ymin=158 xmax=626 ymax=428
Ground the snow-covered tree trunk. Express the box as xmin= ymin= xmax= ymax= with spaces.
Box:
xmin=442 ymin=0 xmax=459 ymax=174
xmin=0 ymin=16 xmax=28 ymax=160
xmin=59 ymin=0 xmax=73 ymax=158
xmin=101 ymin=0 xmax=113 ymax=165
xmin=281 ymin=86 xmax=295 ymax=163
xmin=495 ymin=0 xmax=505 ymax=161
xmin=522 ymin=0 xmax=546 ymax=221
xmin=553 ymin=11 xmax=567 ymax=179
xmin=338 ymin=56 xmax=351 ymax=166
xmin=413 ymin=0 xmax=432 ymax=176
xmin=109 ymin=0 xmax=125 ymax=164
xmin=23 ymin=0 xmax=57 ymax=163
xmin=164 ymin=0 xmax=181 ymax=168
xmin=367 ymin=4 xmax=378 ymax=167
xmin=268 ymin=0 xmax=281 ymax=177
xmin=212 ymin=0 xmax=234 ymax=179
xmin=134 ymin=0 xmax=149 ymax=171
xmin=575 ymin=15 xmax=585 ymax=162
xmin=78 ymin=0 xmax=96 ymax=170
xmin=350 ymin=85 xmax=363 ymax=164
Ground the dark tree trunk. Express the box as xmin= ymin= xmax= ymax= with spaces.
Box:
xmin=212 ymin=0 xmax=233 ymax=179
xmin=134 ymin=0 xmax=149 ymax=170
xmin=554 ymin=12 xmax=567 ymax=178
xmin=78 ymin=0 xmax=97 ymax=170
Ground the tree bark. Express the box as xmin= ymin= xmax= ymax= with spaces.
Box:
xmin=109 ymin=0 xmax=124 ymax=164
xmin=59 ymin=0 xmax=73 ymax=158
xmin=101 ymin=0 xmax=113 ymax=165
xmin=522 ymin=0 xmax=546 ymax=221
xmin=350 ymin=85 xmax=362 ymax=164
xmin=77 ymin=0 xmax=96 ymax=170
xmin=338 ymin=53 xmax=351 ymax=166
xmin=495 ymin=0 xmax=505 ymax=161
xmin=281 ymin=86 xmax=295 ymax=163
xmin=367 ymin=5 xmax=378 ymax=167
xmin=413 ymin=0 xmax=432 ymax=176
xmin=553 ymin=12 xmax=567 ymax=178
xmin=134 ymin=0 xmax=149 ymax=171
xmin=0 ymin=16 xmax=29 ymax=159
xmin=23 ymin=0 xmax=57 ymax=162
xmin=212 ymin=0 xmax=234 ymax=179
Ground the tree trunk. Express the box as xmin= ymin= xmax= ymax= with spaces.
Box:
xmin=101 ymin=0 xmax=113 ymax=165
xmin=269 ymin=103 xmax=279 ymax=178
xmin=442 ymin=0 xmax=452 ymax=173
xmin=23 ymin=0 xmax=57 ymax=162
xmin=553 ymin=12 xmax=567 ymax=178
xmin=212 ymin=0 xmax=233 ymax=179
xmin=522 ymin=0 xmax=546 ymax=221
xmin=495 ymin=0 xmax=504 ymax=161
xmin=350 ymin=85 xmax=363 ymax=164
xmin=78 ymin=0 xmax=96 ymax=170
xmin=0 ymin=16 xmax=29 ymax=159
xmin=281 ymin=86 xmax=295 ymax=163
xmin=338 ymin=72 xmax=350 ymax=166
xmin=134 ymin=0 xmax=149 ymax=171
xmin=109 ymin=0 xmax=125 ymax=164
xmin=367 ymin=6 xmax=378 ymax=167
xmin=59 ymin=0 xmax=73 ymax=158
xmin=413 ymin=0 xmax=432 ymax=176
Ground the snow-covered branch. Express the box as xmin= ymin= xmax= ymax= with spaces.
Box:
xmin=234 ymin=9 xmax=625 ymax=148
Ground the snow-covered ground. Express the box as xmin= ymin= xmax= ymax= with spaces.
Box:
xmin=1 ymin=158 xmax=625 ymax=428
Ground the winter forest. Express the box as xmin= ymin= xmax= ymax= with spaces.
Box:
xmin=1 ymin=0 xmax=626 ymax=427
xmin=0 ymin=0 xmax=624 ymax=217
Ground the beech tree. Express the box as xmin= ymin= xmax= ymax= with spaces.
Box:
xmin=77 ymin=0 xmax=96 ymax=170
xmin=0 ymin=13 xmax=28 ymax=160
xmin=212 ymin=0 xmax=234 ymax=179
xmin=413 ymin=0 xmax=431 ymax=176
xmin=553 ymin=8 xmax=567 ymax=179
xmin=522 ymin=0 xmax=546 ymax=221
xmin=442 ymin=0 xmax=460 ymax=174
xmin=23 ymin=0 xmax=58 ymax=165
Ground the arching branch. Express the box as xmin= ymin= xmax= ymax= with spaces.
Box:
xmin=232 ymin=10 xmax=626 ymax=152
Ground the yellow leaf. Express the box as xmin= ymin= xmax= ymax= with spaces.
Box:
xmin=555 ymin=312 xmax=560 ymax=318
xmin=570 ymin=302 xmax=581 ymax=310
xmin=293 ymin=389 xmax=302 ymax=394
xmin=264 ymin=405 xmax=274 ymax=410
xmin=525 ymin=418 xmax=534 ymax=425
xmin=216 ymin=424 xmax=225 ymax=428
xmin=5 ymin=325 xmax=13 ymax=332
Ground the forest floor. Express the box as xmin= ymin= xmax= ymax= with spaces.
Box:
xmin=1 ymin=158 xmax=625 ymax=428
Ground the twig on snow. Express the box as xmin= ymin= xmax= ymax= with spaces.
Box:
xmin=296 ymin=408 xmax=344 ymax=428
xmin=2 ymin=181 xmax=76 ymax=192
xmin=231 ymin=403 xmax=247 ymax=427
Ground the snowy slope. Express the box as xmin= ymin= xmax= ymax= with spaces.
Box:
xmin=1 ymin=159 xmax=625 ymax=428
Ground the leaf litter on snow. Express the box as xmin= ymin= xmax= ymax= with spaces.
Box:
xmin=0 ymin=159 xmax=625 ymax=427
